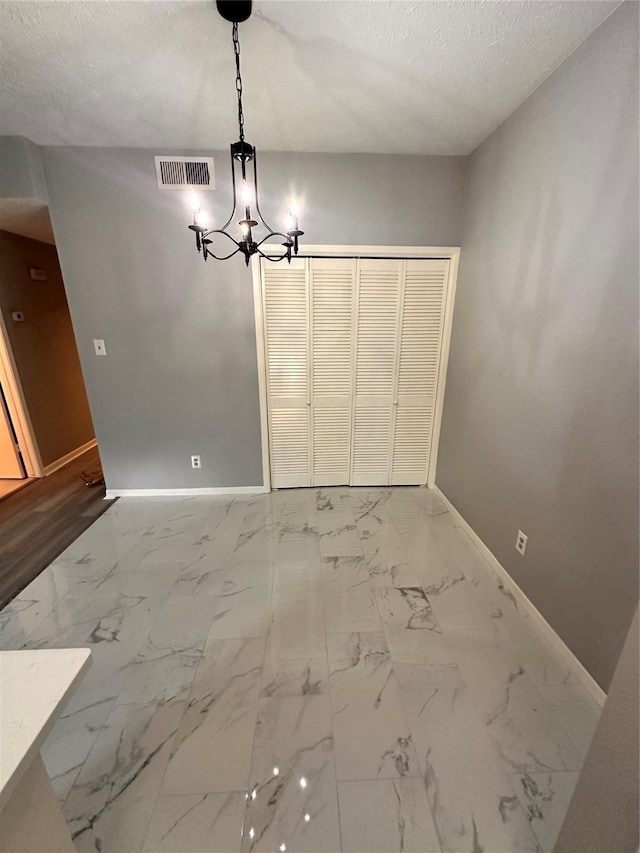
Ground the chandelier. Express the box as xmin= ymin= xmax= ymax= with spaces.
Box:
xmin=188 ymin=0 xmax=304 ymax=266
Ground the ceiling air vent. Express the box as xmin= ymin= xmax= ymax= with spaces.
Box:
xmin=154 ymin=156 xmax=215 ymax=190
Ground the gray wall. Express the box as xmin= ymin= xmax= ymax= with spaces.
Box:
xmin=42 ymin=147 xmax=466 ymax=490
xmin=437 ymin=2 xmax=639 ymax=689
xmin=0 ymin=230 xmax=95 ymax=466
xmin=0 ymin=136 xmax=48 ymax=202
xmin=554 ymin=606 xmax=639 ymax=853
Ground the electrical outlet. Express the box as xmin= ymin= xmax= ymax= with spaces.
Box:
xmin=191 ymin=455 xmax=201 ymax=469
xmin=516 ymin=530 xmax=528 ymax=556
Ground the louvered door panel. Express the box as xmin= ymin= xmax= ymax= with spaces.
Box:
xmin=350 ymin=259 xmax=401 ymax=485
xmin=310 ymin=258 xmax=355 ymax=485
xmin=390 ymin=405 xmax=434 ymax=485
xmin=263 ymin=259 xmax=310 ymax=487
xmin=313 ymin=408 xmax=351 ymax=484
xmin=270 ymin=409 xmax=310 ymax=481
xmin=391 ymin=259 xmax=448 ymax=485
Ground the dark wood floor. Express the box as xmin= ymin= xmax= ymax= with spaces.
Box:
xmin=0 ymin=446 xmax=115 ymax=609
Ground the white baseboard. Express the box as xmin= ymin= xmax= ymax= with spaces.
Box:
xmin=43 ymin=439 xmax=97 ymax=476
xmin=104 ymin=485 xmax=267 ymax=499
xmin=432 ymin=485 xmax=607 ymax=708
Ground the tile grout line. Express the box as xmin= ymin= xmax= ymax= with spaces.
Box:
xmin=322 ymin=487 xmax=357 ymax=853
xmin=372 ymin=488 xmax=446 ymax=853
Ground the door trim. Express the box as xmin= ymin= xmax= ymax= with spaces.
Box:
xmin=252 ymin=245 xmax=461 ymax=492
xmin=252 ymin=256 xmax=272 ymax=493
xmin=427 ymin=248 xmax=459 ymax=488
xmin=0 ymin=311 xmax=43 ymax=477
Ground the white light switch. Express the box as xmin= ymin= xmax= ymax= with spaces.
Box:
xmin=93 ymin=339 xmax=107 ymax=356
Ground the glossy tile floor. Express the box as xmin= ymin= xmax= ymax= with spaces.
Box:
xmin=0 ymin=487 xmax=601 ymax=853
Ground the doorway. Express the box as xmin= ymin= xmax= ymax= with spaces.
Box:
xmin=0 ymin=214 xmax=100 ymax=497
xmin=0 ymin=379 xmax=33 ymax=499
xmin=0 ymin=211 xmax=113 ymax=604
xmin=0 ymin=381 xmax=25 ymax=478
xmin=0 ymin=305 xmax=41 ymax=502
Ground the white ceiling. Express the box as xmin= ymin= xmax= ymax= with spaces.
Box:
xmin=0 ymin=0 xmax=618 ymax=155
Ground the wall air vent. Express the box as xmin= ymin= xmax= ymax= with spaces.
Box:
xmin=154 ymin=156 xmax=215 ymax=190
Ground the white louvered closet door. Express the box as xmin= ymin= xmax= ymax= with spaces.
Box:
xmin=310 ymin=258 xmax=356 ymax=486
xmin=350 ymin=259 xmax=402 ymax=486
xmin=390 ymin=259 xmax=449 ymax=485
xmin=263 ymin=259 xmax=310 ymax=488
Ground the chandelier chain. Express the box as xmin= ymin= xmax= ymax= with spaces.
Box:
xmin=232 ymin=22 xmax=245 ymax=142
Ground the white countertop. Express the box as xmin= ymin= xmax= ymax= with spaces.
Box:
xmin=0 ymin=648 xmax=91 ymax=812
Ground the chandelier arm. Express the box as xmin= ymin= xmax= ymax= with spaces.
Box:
xmin=251 ymin=147 xmax=279 ymax=234
xmin=201 ymin=229 xmax=243 ymax=261
xmin=256 ymin=246 xmax=291 ymax=263
xmin=202 ymin=228 xmax=241 ymax=246
xmin=204 ymin=246 xmax=242 ymax=261
xmin=218 ymin=144 xmax=241 ymax=233
xmin=255 ymin=231 xmax=293 ymax=249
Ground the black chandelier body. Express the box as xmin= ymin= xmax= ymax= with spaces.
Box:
xmin=189 ymin=2 xmax=304 ymax=266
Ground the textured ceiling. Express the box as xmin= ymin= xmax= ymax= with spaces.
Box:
xmin=0 ymin=0 xmax=618 ymax=155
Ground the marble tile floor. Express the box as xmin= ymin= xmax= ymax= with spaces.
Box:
xmin=0 ymin=487 xmax=602 ymax=853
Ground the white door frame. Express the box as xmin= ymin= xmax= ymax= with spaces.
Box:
xmin=251 ymin=244 xmax=460 ymax=493
xmin=0 ymin=311 xmax=43 ymax=477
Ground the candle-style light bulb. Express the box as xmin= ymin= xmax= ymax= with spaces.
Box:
xmin=285 ymin=214 xmax=295 ymax=232
xmin=196 ymin=210 xmax=209 ymax=229
xmin=289 ymin=197 xmax=299 ymax=218
xmin=189 ymin=189 xmax=202 ymax=227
